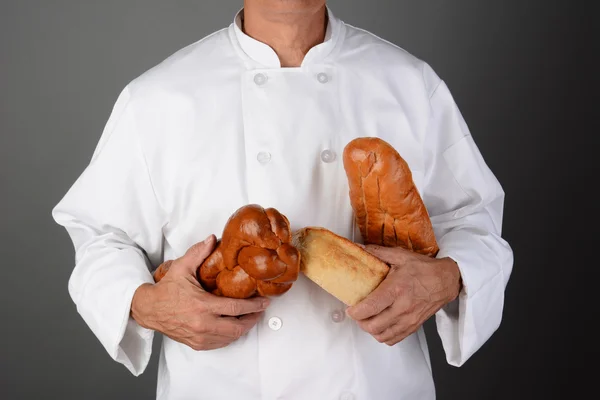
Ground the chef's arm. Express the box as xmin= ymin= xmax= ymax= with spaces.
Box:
xmin=52 ymin=86 xmax=165 ymax=376
xmin=420 ymin=64 xmax=514 ymax=367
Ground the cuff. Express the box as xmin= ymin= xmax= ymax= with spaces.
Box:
xmin=113 ymin=279 xmax=156 ymax=376
xmin=433 ymin=231 xmax=506 ymax=366
xmin=69 ymin=252 xmax=156 ymax=376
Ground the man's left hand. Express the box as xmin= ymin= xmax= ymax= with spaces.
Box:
xmin=346 ymin=244 xmax=462 ymax=346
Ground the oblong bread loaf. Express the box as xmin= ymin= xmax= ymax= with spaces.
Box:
xmin=292 ymin=227 xmax=389 ymax=306
xmin=343 ymin=137 xmax=439 ymax=256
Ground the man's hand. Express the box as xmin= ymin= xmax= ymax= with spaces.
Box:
xmin=131 ymin=234 xmax=270 ymax=351
xmin=346 ymin=244 xmax=462 ymax=346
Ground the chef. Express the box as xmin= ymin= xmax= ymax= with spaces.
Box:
xmin=52 ymin=1 xmax=514 ymax=399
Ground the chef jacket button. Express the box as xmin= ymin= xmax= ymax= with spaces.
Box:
xmin=268 ymin=316 xmax=282 ymax=331
xmin=340 ymin=393 xmax=355 ymax=400
xmin=257 ymin=151 xmax=271 ymax=164
xmin=321 ymin=149 xmax=336 ymax=163
xmin=317 ymin=72 xmax=329 ymax=83
xmin=254 ymin=73 xmax=267 ymax=86
xmin=331 ymin=309 xmax=345 ymax=323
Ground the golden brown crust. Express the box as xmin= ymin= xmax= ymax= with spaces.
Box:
xmin=343 ymin=137 xmax=439 ymax=257
xmin=292 ymin=227 xmax=389 ymax=306
xmin=154 ymin=204 xmax=300 ymax=299
xmin=198 ymin=204 xmax=300 ymax=298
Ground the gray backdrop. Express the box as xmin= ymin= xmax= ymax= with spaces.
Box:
xmin=1 ymin=1 xmax=591 ymax=399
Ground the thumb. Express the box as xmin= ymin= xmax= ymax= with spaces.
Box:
xmin=363 ymin=244 xmax=407 ymax=265
xmin=175 ymin=234 xmax=217 ymax=276
xmin=346 ymin=276 xmax=396 ymax=321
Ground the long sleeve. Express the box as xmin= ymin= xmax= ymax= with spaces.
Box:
xmin=52 ymin=86 xmax=166 ymax=376
xmin=420 ymin=64 xmax=514 ymax=366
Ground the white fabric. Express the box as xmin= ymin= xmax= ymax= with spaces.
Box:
xmin=53 ymin=7 xmax=513 ymax=400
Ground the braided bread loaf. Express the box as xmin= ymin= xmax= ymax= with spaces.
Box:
xmin=153 ymin=204 xmax=301 ymax=299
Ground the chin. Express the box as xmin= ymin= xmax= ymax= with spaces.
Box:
xmin=254 ymin=0 xmax=327 ymax=15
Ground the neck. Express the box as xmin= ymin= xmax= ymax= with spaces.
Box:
xmin=242 ymin=4 xmax=328 ymax=67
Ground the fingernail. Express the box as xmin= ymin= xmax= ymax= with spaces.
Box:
xmin=356 ymin=243 xmax=365 ymax=248
xmin=203 ymin=235 xmax=213 ymax=244
xmin=261 ymin=299 xmax=271 ymax=308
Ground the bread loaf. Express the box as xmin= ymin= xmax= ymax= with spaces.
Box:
xmin=343 ymin=137 xmax=439 ymax=256
xmin=154 ymin=204 xmax=301 ymax=298
xmin=292 ymin=227 xmax=389 ymax=306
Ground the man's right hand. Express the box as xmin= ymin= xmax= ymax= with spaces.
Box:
xmin=131 ymin=234 xmax=270 ymax=351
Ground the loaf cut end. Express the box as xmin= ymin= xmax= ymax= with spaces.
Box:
xmin=292 ymin=227 xmax=390 ymax=306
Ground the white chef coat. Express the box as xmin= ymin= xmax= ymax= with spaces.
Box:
xmin=52 ymin=7 xmax=514 ymax=400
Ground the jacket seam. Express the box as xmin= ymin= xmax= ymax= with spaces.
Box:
xmin=428 ymin=78 xmax=443 ymax=100
xmin=126 ymin=87 xmax=168 ymax=218
xmin=441 ymin=135 xmax=475 ymax=203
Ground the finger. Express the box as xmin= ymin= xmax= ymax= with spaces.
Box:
xmin=384 ymin=336 xmax=407 ymax=347
xmin=209 ymin=295 xmax=270 ymax=317
xmin=382 ymin=328 xmax=413 ymax=346
xmin=346 ymin=278 xmax=397 ymax=320
xmin=375 ymin=323 xmax=404 ymax=344
xmin=176 ymin=235 xmax=217 ymax=274
xmin=376 ymin=316 xmax=418 ymax=345
xmin=211 ymin=312 xmax=264 ymax=338
xmin=193 ymin=341 xmax=229 ymax=351
xmin=357 ymin=303 xmax=401 ymax=335
xmin=187 ymin=334 xmax=231 ymax=351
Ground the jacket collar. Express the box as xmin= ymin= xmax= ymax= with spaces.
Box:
xmin=230 ymin=6 xmax=343 ymax=68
